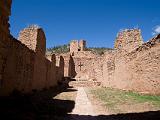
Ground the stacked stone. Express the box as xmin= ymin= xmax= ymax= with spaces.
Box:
xmin=56 ymin=56 xmax=64 ymax=82
xmin=79 ymin=40 xmax=86 ymax=51
xmin=18 ymin=25 xmax=39 ymax=51
xmin=70 ymin=40 xmax=79 ymax=54
xmin=114 ymin=29 xmax=143 ymax=53
xmin=70 ymin=40 xmax=86 ymax=55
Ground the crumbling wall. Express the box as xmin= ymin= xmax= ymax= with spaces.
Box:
xmin=90 ymin=57 xmax=104 ymax=82
xmin=70 ymin=40 xmax=79 ymax=54
xmin=71 ymin=51 xmax=104 ymax=82
xmin=102 ymin=33 xmax=160 ymax=95
xmin=56 ymin=56 xmax=64 ymax=82
xmin=79 ymin=40 xmax=86 ymax=51
xmin=102 ymin=50 xmax=115 ymax=87
xmin=114 ymin=29 xmax=143 ymax=53
xmin=70 ymin=40 xmax=86 ymax=55
xmin=2 ymin=37 xmax=35 ymax=94
xmin=62 ymin=54 xmax=76 ymax=78
xmin=68 ymin=55 xmax=76 ymax=78
xmin=122 ymin=35 xmax=160 ymax=94
xmin=18 ymin=26 xmax=46 ymax=56
xmin=63 ymin=55 xmax=71 ymax=77
xmin=0 ymin=25 xmax=58 ymax=95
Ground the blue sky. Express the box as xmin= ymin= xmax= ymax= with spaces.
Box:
xmin=10 ymin=0 xmax=160 ymax=48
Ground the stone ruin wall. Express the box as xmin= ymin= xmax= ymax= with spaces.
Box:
xmin=0 ymin=0 xmax=12 ymax=88
xmin=62 ymin=54 xmax=76 ymax=78
xmin=70 ymin=40 xmax=86 ymax=55
xmin=55 ymin=55 xmax=64 ymax=83
xmin=1 ymin=0 xmax=159 ymax=95
xmin=0 ymin=0 xmax=13 ymax=95
xmin=70 ymin=51 xmax=104 ymax=82
xmin=69 ymin=29 xmax=160 ymax=95
xmin=0 ymin=0 xmax=70 ymax=96
xmin=79 ymin=40 xmax=86 ymax=51
xmin=114 ymin=35 xmax=160 ymax=94
xmin=102 ymin=30 xmax=160 ymax=95
xmin=114 ymin=29 xmax=143 ymax=53
xmin=0 ymin=25 xmax=65 ymax=95
xmin=70 ymin=40 xmax=79 ymax=54
xmin=101 ymin=50 xmax=115 ymax=86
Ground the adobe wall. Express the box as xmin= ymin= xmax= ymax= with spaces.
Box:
xmin=114 ymin=29 xmax=143 ymax=53
xmin=62 ymin=54 xmax=76 ymax=78
xmin=101 ymin=50 xmax=115 ymax=86
xmin=102 ymin=30 xmax=160 ymax=95
xmin=2 ymin=37 xmax=35 ymax=94
xmin=0 ymin=26 xmax=58 ymax=95
xmin=56 ymin=56 xmax=64 ymax=82
xmin=113 ymin=35 xmax=160 ymax=94
xmin=79 ymin=40 xmax=86 ymax=51
xmin=45 ymin=54 xmax=57 ymax=89
xmin=70 ymin=50 xmax=104 ymax=82
xmin=0 ymin=0 xmax=13 ymax=95
xmin=70 ymin=40 xmax=79 ymax=54
xmin=18 ymin=25 xmax=46 ymax=56
xmin=1 ymin=0 xmax=159 ymax=95
xmin=54 ymin=53 xmax=76 ymax=80
xmin=70 ymin=40 xmax=86 ymax=55
xmin=0 ymin=0 xmax=59 ymax=96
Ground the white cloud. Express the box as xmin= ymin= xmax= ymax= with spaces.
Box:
xmin=152 ymin=25 xmax=160 ymax=35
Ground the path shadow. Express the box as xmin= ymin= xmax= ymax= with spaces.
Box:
xmin=63 ymin=88 xmax=77 ymax=92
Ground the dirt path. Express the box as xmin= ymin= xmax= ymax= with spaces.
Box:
xmin=71 ymin=87 xmax=96 ymax=120
xmin=72 ymin=87 xmax=95 ymax=115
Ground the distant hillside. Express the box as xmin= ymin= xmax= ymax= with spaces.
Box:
xmin=47 ymin=44 xmax=70 ymax=54
xmin=47 ymin=44 xmax=113 ymax=55
xmin=87 ymin=47 xmax=113 ymax=55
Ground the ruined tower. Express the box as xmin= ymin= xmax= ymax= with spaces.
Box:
xmin=70 ymin=40 xmax=79 ymax=53
xmin=114 ymin=29 xmax=143 ymax=52
xmin=79 ymin=40 xmax=86 ymax=51
xmin=18 ymin=25 xmax=46 ymax=56
xmin=70 ymin=40 xmax=86 ymax=55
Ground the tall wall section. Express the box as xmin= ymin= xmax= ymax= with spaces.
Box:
xmin=1 ymin=25 xmax=59 ymax=95
xmin=114 ymin=29 xmax=143 ymax=53
xmin=70 ymin=40 xmax=86 ymax=55
xmin=0 ymin=0 xmax=61 ymax=96
xmin=0 ymin=0 xmax=12 ymax=95
xmin=102 ymin=29 xmax=160 ymax=95
xmin=114 ymin=35 xmax=160 ymax=94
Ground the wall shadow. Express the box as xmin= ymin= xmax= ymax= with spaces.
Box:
xmin=0 ymin=80 xmax=159 ymax=120
xmin=70 ymin=110 xmax=160 ymax=120
xmin=69 ymin=56 xmax=77 ymax=78
xmin=0 ymin=83 xmax=75 ymax=120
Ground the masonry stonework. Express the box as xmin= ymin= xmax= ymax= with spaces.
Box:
xmin=115 ymin=29 xmax=143 ymax=53
xmin=0 ymin=0 xmax=66 ymax=96
xmin=102 ymin=31 xmax=160 ymax=94
xmin=70 ymin=40 xmax=86 ymax=55
xmin=0 ymin=0 xmax=160 ymax=96
xmin=0 ymin=0 xmax=12 ymax=94
xmin=68 ymin=29 xmax=160 ymax=95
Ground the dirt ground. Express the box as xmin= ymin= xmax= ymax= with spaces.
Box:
xmin=0 ymin=85 xmax=160 ymax=120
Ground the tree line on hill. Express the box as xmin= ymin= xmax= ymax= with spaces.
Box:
xmin=46 ymin=44 xmax=113 ymax=55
